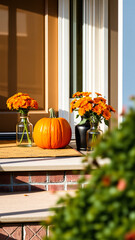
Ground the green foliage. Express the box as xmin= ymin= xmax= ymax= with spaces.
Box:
xmin=43 ymin=100 xmax=135 ymax=240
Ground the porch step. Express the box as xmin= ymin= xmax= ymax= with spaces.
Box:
xmin=0 ymin=190 xmax=75 ymax=223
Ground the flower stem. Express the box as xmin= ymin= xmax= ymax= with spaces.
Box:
xmin=19 ymin=127 xmax=25 ymax=144
xmin=24 ymin=118 xmax=32 ymax=144
xmin=19 ymin=118 xmax=31 ymax=145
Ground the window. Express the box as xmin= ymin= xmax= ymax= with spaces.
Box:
xmin=0 ymin=0 xmax=58 ymax=138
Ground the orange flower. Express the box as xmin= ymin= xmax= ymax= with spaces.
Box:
xmin=70 ymin=99 xmax=77 ymax=105
xmin=31 ymin=100 xmax=38 ymax=109
xmin=82 ymin=92 xmax=92 ymax=97
xmin=125 ymin=231 xmax=135 ymax=240
xmin=117 ymin=179 xmax=127 ymax=191
xmin=102 ymin=176 xmax=111 ymax=186
xmin=6 ymin=92 xmax=38 ymax=111
xmin=72 ymin=92 xmax=83 ymax=98
xmin=80 ymin=99 xmax=88 ymax=107
xmin=95 ymin=92 xmax=102 ymax=96
xmin=92 ymin=105 xmax=102 ymax=115
xmin=103 ymin=109 xmax=111 ymax=120
xmin=70 ymin=106 xmax=73 ymax=113
xmin=107 ymin=105 xmax=116 ymax=112
xmin=74 ymin=98 xmax=83 ymax=108
xmin=70 ymin=91 xmax=115 ymax=125
xmin=78 ymin=107 xmax=86 ymax=116
xmin=94 ymin=97 xmax=106 ymax=104
xmin=86 ymin=97 xmax=93 ymax=103
xmin=84 ymin=103 xmax=92 ymax=111
xmin=98 ymin=102 xmax=107 ymax=111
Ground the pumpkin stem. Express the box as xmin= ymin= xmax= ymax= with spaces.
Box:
xmin=49 ymin=108 xmax=56 ymax=118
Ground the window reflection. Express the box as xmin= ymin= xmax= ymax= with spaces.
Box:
xmin=16 ymin=8 xmax=44 ymax=109
xmin=0 ymin=5 xmax=8 ymax=35
xmin=0 ymin=1 xmax=45 ymax=111
xmin=17 ymin=11 xmax=27 ymax=37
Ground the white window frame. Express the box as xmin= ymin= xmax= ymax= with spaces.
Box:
xmin=58 ymin=0 xmax=70 ymax=122
xmin=118 ymin=0 xmax=123 ymax=125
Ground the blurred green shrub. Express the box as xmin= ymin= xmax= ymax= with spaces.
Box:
xmin=43 ymin=98 xmax=135 ymax=240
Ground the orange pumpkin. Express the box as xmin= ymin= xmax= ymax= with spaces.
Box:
xmin=33 ymin=108 xmax=72 ymax=149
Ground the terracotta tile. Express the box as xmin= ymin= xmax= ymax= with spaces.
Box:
xmin=12 ymin=226 xmax=22 ymax=240
xmin=26 ymin=224 xmax=42 ymax=234
xmin=24 ymin=226 xmax=34 ymax=240
xmin=3 ymin=226 xmax=17 ymax=235
xmin=37 ymin=226 xmax=46 ymax=238
xmin=0 ymin=227 xmax=8 ymax=240
xmin=24 ymin=225 xmax=45 ymax=240
xmin=31 ymin=236 xmax=40 ymax=240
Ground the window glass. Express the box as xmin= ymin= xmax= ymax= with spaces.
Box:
xmin=70 ymin=0 xmax=82 ymax=97
xmin=0 ymin=0 xmax=45 ymax=111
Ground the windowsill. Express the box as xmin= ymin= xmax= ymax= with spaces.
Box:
xmin=0 ymin=140 xmax=110 ymax=172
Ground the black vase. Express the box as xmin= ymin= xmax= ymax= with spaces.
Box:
xmin=75 ymin=121 xmax=90 ymax=151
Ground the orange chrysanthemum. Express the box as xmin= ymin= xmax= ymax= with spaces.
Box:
xmin=80 ymin=99 xmax=88 ymax=107
xmin=74 ymin=99 xmax=82 ymax=108
xmin=95 ymin=92 xmax=102 ymax=96
xmin=70 ymin=91 xmax=115 ymax=125
xmin=98 ymin=102 xmax=107 ymax=111
xmin=72 ymin=92 xmax=83 ymax=98
xmin=72 ymin=91 xmax=92 ymax=98
xmin=94 ymin=97 xmax=106 ymax=104
xmin=107 ymin=105 xmax=116 ymax=112
xmin=84 ymin=103 xmax=92 ymax=111
xmin=82 ymin=92 xmax=92 ymax=97
xmin=92 ymin=105 xmax=102 ymax=115
xmin=78 ymin=107 xmax=86 ymax=116
xmin=103 ymin=109 xmax=111 ymax=120
xmin=6 ymin=92 xmax=38 ymax=111
xmin=85 ymin=97 xmax=93 ymax=103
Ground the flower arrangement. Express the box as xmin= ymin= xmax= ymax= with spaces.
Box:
xmin=6 ymin=93 xmax=38 ymax=146
xmin=6 ymin=92 xmax=38 ymax=113
xmin=70 ymin=91 xmax=115 ymax=126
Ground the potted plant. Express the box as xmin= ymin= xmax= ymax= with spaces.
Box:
xmin=6 ymin=92 xmax=38 ymax=147
xmin=70 ymin=91 xmax=115 ymax=151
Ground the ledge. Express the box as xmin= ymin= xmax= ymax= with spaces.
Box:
xmin=0 ymin=190 xmax=75 ymax=223
xmin=0 ymin=141 xmax=85 ymax=172
xmin=0 ymin=141 xmax=109 ymax=172
xmin=0 ymin=156 xmax=84 ymax=172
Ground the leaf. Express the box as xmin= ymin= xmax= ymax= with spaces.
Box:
xmin=79 ymin=118 xmax=87 ymax=125
xmin=104 ymin=119 xmax=109 ymax=126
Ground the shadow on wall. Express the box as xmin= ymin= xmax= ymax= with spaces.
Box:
xmin=0 ymin=233 xmax=16 ymax=240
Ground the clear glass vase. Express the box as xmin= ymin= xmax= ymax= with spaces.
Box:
xmin=86 ymin=122 xmax=103 ymax=151
xmin=16 ymin=112 xmax=33 ymax=147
